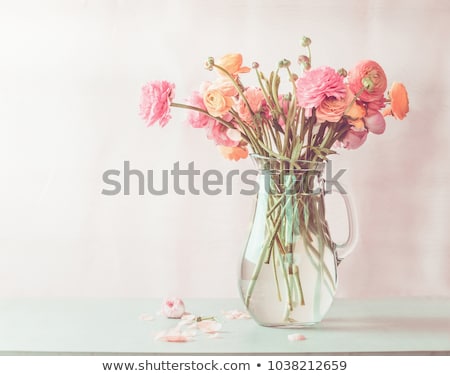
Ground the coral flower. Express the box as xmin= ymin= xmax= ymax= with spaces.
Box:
xmin=216 ymin=53 xmax=250 ymax=77
xmin=218 ymin=145 xmax=249 ymax=161
xmin=139 ymin=80 xmax=175 ymax=127
xmin=348 ymin=60 xmax=387 ymax=102
xmin=236 ymin=87 xmax=265 ymax=124
xmin=383 ymin=82 xmax=409 ymax=120
xmin=346 ymin=101 xmax=367 ymax=129
xmin=295 ymin=66 xmax=346 ymax=117
xmin=316 ymin=87 xmax=353 ymax=123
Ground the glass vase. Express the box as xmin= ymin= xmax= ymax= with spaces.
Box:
xmin=239 ymin=155 xmax=356 ymax=327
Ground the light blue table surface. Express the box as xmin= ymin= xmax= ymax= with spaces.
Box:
xmin=0 ymin=297 xmax=449 ymax=355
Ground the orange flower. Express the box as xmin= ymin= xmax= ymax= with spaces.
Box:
xmin=383 ymin=82 xmax=409 ymax=120
xmin=346 ymin=101 xmax=366 ymax=129
xmin=218 ymin=145 xmax=249 ymax=161
xmin=216 ymin=53 xmax=250 ymax=77
xmin=203 ymin=88 xmax=234 ymax=117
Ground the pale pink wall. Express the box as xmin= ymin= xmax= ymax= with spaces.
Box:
xmin=0 ymin=0 xmax=449 ymax=298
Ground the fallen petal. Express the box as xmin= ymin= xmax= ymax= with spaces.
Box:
xmin=155 ymin=329 xmax=194 ymax=342
xmin=223 ymin=310 xmax=251 ymax=320
xmin=288 ymin=333 xmax=306 ymax=341
xmin=139 ymin=313 xmax=154 ymax=321
xmin=197 ymin=319 xmax=222 ymax=334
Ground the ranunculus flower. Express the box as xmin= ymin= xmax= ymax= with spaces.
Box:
xmin=277 ymin=95 xmax=291 ymax=128
xmin=346 ymin=101 xmax=367 ymax=129
xmin=364 ymin=111 xmax=386 ymax=134
xmin=383 ymin=82 xmax=409 ymax=120
xmin=348 ymin=60 xmax=387 ymax=102
xmin=207 ymin=122 xmax=240 ymax=147
xmin=316 ymin=87 xmax=353 ymax=123
xmin=218 ymin=145 xmax=249 ymax=161
xmin=186 ymin=91 xmax=216 ymax=129
xmin=340 ymin=128 xmax=368 ymax=150
xmin=367 ymin=96 xmax=386 ymax=113
xmin=203 ymin=87 xmax=234 ymax=117
xmin=236 ymin=87 xmax=265 ymax=124
xmin=161 ymin=298 xmax=185 ymax=319
xmin=216 ymin=53 xmax=250 ymax=77
xmin=295 ymin=66 xmax=346 ymax=117
xmin=139 ymin=80 xmax=175 ymax=127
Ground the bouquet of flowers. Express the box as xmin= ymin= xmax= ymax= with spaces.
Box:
xmin=140 ymin=36 xmax=408 ymax=163
xmin=139 ymin=37 xmax=409 ymax=325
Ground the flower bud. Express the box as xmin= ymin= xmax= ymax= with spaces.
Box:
xmin=252 ymin=61 xmax=259 ymax=69
xmin=278 ymin=58 xmax=291 ymax=68
xmin=204 ymin=57 xmax=215 ymax=71
xmin=301 ymin=36 xmax=311 ymax=47
xmin=161 ymin=297 xmax=185 ymax=319
xmin=337 ymin=68 xmax=347 ymax=77
xmin=362 ymin=76 xmax=375 ymax=91
xmin=297 ymin=55 xmax=311 ymax=70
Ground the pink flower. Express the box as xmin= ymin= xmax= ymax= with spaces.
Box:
xmin=367 ymin=96 xmax=386 ymax=113
xmin=161 ymin=297 xmax=185 ymax=319
xmin=340 ymin=128 xmax=368 ymax=150
xmin=207 ymin=122 xmax=240 ymax=147
xmin=186 ymin=91 xmax=216 ymax=129
xmin=348 ymin=60 xmax=387 ymax=102
xmin=277 ymin=95 xmax=291 ymax=128
xmin=295 ymin=66 xmax=346 ymax=117
xmin=364 ymin=111 xmax=386 ymax=134
xmin=139 ymin=80 xmax=175 ymax=127
xmin=236 ymin=87 xmax=265 ymax=124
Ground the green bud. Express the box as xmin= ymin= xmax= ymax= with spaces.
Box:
xmin=362 ymin=76 xmax=374 ymax=91
xmin=301 ymin=36 xmax=311 ymax=47
xmin=278 ymin=58 xmax=291 ymax=68
xmin=204 ymin=57 xmax=214 ymax=71
xmin=297 ymin=55 xmax=311 ymax=70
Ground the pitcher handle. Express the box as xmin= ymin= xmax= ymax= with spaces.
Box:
xmin=327 ymin=185 xmax=358 ymax=264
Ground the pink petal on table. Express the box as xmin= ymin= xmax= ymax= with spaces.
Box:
xmin=197 ymin=319 xmax=222 ymax=334
xmin=138 ymin=313 xmax=154 ymax=321
xmin=223 ymin=310 xmax=251 ymax=320
xmin=288 ymin=333 xmax=306 ymax=341
xmin=154 ymin=329 xmax=194 ymax=342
